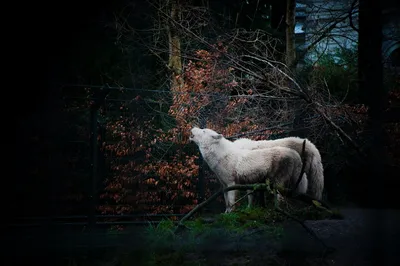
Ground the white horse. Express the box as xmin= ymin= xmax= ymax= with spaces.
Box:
xmin=189 ymin=127 xmax=308 ymax=213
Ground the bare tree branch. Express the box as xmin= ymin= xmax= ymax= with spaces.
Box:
xmin=349 ymin=0 xmax=359 ymax=33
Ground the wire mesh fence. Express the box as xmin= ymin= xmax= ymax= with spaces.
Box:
xmin=15 ymin=83 xmax=330 ymax=227
xmin=22 ymin=85 xmax=235 ymax=227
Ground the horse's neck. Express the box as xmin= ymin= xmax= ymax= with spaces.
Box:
xmin=204 ymin=143 xmax=238 ymax=173
xmin=200 ymin=145 xmax=221 ymax=161
xmin=200 ymin=144 xmax=228 ymax=167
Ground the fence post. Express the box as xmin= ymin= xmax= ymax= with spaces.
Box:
xmin=89 ymin=102 xmax=99 ymax=228
xmin=197 ymin=118 xmax=206 ymax=205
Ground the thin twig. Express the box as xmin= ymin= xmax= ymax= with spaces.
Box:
xmin=232 ymin=190 xmax=254 ymax=207
xmin=226 ymin=122 xmax=293 ymax=139
xmin=314 ymin=104 xmax=364 ymax=156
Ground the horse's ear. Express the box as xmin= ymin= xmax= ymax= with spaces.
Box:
xmin=213 ymin=134 xmax=222 ymax=140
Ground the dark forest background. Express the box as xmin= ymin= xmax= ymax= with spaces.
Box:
xmin=14 ymin=0 xmax=400 ymax=223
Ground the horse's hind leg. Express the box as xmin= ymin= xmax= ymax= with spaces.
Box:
xmin=247 ymin=190 xmax=254 ymax=208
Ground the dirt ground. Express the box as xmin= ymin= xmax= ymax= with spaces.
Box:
xmin=5 ymin=208 xmax=400 ymax=265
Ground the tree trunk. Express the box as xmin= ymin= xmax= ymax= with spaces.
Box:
xmin=167 ymin=0 xmax=183 ymax=90
xmin=285 ymin=0 xmax=296 ymax=69
xmin=285 ymin=0 xmax=306 ymax=137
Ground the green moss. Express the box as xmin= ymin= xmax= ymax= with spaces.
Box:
xmin=215 ymin=212 xmax=241 ymax=230
xmin=131 ymin=200 xmax=342 ymax=266
xmin=142 ymin=220 xmax=177 ymax=252
xmin=183 ymin=217 xmax=211 ymax=234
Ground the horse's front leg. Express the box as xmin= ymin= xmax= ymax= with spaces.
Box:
xmin=220 ymin=183 xmax=232 ymax=213
xmin=223 ymin=188 xmax=229 ymax=213
xmin=225 ymin=183 xmax=237 ymax=213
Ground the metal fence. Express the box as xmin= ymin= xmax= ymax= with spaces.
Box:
xmin=14 ymin=85 xmax=232 ymax=228
xmin=14 ymin=84 xmax=308 ymax=229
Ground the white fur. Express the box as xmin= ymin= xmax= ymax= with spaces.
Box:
xmin=233 ymin=136 xmax=324 ymax=200
xmin=189 ymin=127 xmax=308 ymax=213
